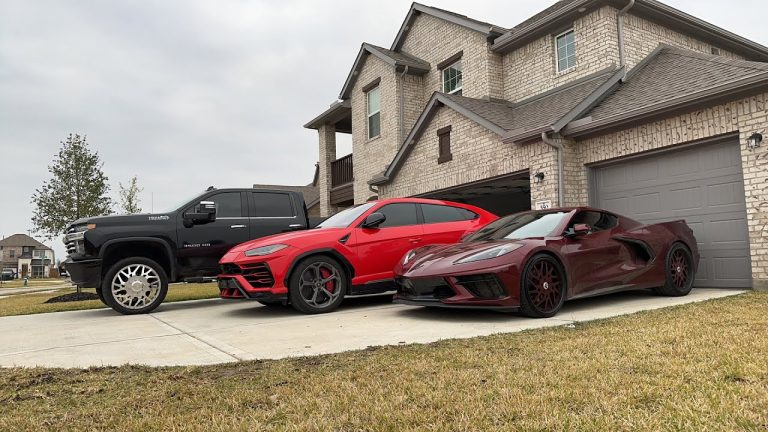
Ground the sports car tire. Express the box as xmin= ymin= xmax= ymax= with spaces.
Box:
xmin=520 ymin=254 xmax=567 ymax=318
xmin=101 ymin=257 xmax=169 ymax=315
xmin=288 ymin=255 xmax=348 ymax=314
xmin=654 ymin=243 xmax=695 ymax=297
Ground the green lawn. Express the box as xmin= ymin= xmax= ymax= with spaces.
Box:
xmin=0 ymin=292 xmax=766 ymax=431
xmin=0 ymin=283 xmax=220 ymax=317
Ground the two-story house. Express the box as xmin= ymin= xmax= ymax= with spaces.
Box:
xmin=0 ymin=234 xmax=56 ymax=278
xmin=305 ymin=0 xmax=768 ymax=291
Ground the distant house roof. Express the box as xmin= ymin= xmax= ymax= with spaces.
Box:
xmin=391 ymin=3 xmax=508 ymax=51
xmin=339 ymin=43 xmax=430 ymax=100
xmin=0 ymin=234 xmax=51 ymax=250
xmin=252 ymin=184 xmax=320 ymax=209
xmin=564 ymin=45 xmax=768 ymax=136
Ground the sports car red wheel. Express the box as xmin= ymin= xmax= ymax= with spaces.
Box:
xmin=520 ymin=254 xmax=566 ymax=318
xmin=655 ymin=243 xmax=694 ymax=297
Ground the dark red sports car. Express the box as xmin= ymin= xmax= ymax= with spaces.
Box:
xmin=394 ymin=207 xmax=699 ymax=318
xmin=217 ymin=198 xmax=497 ymax=314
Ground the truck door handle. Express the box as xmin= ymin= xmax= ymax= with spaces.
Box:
xmin=288 ymin=224 xmax=304 ymax=230
xmin=230 ymin=225 xmax=246 ymax=229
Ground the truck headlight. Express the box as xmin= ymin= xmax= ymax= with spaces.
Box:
xmin=244 ymin=244 xmax=288 ymax=257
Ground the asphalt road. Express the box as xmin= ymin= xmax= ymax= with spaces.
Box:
xmin=0 ymin=288 xmax=744 ymax=368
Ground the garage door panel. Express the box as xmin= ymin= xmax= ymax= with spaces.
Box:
xmin=592 ymin=139 xmax=751 ymax=288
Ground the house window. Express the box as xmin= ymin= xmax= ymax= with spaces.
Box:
xmin=555 ymin=29 xmax=577 ymax=72
xmin=10 ymin=250 xmax=15 ymax=258
xmin=437 ymin=126 xmax=452 ymax=164
xmin=367 ymin=86 xmax=381 ymax=139
xmin=442 ymin=60 xmax=463 ymax=95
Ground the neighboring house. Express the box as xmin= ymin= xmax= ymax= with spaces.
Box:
xmin=306 ymin=0 xmax=768 ymax=291
xmin=0 ymin=234 xmax=56 ymax=278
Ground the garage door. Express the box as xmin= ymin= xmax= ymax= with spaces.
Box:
xmin=591 ymin=138 xmax=751 ymax=288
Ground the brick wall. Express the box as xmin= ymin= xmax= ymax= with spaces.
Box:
xmin=400 ymin=13 xmax=503 ymax=101
xmin=351 ymin=54 xmax=399 ymax=204
xmin=573 ymin=93 xmax=768 ymax=289
xmin=503 ymin=6 xmax=620 ymax=102
xmin=379 ymin=105 xmax=559 ymax=208
xmin=317 ymin=124 xmax=336 ymax=217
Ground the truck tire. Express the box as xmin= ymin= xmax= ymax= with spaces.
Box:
xmin=102 ymin=257 xmax=169 ymax=315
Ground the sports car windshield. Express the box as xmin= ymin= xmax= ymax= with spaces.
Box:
xmin=316 ymin=202 xmax=377 ymax=228
xmin=464 ymin=211 xmax=570 ymax=242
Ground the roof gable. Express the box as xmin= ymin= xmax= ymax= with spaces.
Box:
xmin=391 ymin=3 xmax=507 ymax=51
xmin=0 ymin=234 xmax=50 ymax=249
xmin=339 ymin=43 xmax=430 ymax=100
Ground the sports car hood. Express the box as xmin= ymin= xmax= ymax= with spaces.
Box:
xmin=227 ymin=228 xmax=348 ymax=253
xmin=403 ymin=240 xmax=528 ymax=275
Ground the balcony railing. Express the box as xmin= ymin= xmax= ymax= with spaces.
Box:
xmin=331 ymin=154 xmax=353 ymax=188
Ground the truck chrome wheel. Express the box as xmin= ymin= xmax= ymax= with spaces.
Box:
xmin=110 ymin=264 xmax=162 ymax=310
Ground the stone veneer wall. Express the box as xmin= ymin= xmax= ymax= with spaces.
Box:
xmin=351 ymin=54 xmax=399 ymax=204
xmin=400 ymin=13 xmax=504 ymax=101
xmin=503 ymin=7 xmax=620 ymax=103
xmin=379 ymin=106 xmax=559 ymax=208
xmin=572 ymin=93 xmax=768 ymax=289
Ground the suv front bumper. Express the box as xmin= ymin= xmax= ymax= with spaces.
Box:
xmin=65 ymin=258 xmax=102 ymax=288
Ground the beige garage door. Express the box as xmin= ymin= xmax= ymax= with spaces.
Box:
xmin=591 ymin=137 xmax=752 ymax=288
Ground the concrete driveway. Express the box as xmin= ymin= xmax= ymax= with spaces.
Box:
xmin=0 ymin=288 xmax=743 ymax=368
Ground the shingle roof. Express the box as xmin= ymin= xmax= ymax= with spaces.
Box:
xmin=339 ymin=43 xmax=430 ymax=99
xmin=0 ymin=234 xmax=50 ymax=249
xmin=420 ymin=3 xmax=508 ymax=33
xmin=364 ymin=44 xmax=431 ymax=72
xmin=587 ymin=46 xmax=768 ymax=121
xmin=251 ymin=184 xmax=320 ymax=208
xmin=510 ymin=0 xmax=580 ymax=32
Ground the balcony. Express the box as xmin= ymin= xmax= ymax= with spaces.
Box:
xmin=330 ymin=154 xmax=354 ymax=206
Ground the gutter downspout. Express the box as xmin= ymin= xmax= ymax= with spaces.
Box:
xmin=617 ymin=0 xmax=635 ymax=78
xmin=541 ymin=132 xmax=565 ymax=208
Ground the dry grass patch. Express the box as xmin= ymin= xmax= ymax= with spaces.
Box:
xmin=0 ymin=278 xmax=68 ymax=289
xmin=1 ymin=292 xmax=766 ymax=431
xmin=0 ymin=283 xmax=219 ymax=317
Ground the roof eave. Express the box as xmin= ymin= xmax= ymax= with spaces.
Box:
xmin=563 ymin=72 xmax=768 ymax=138
xmin=303 ymin=100 xmax=352 ymax=130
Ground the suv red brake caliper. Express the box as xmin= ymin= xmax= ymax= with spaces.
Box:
xmin=320 ymin=267 xmax=335 ymax=293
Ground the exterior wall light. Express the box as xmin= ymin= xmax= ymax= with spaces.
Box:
xmin=747 ymin=132 xmax=763 ymax=150
xmin=533 ymin=172 xmax=545 ymax=184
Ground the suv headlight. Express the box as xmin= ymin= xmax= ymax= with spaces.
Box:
xmin=244 ymin=244 xmax=288 ymax=257
xmin=454 ymin=243 xmax=523 ymax=264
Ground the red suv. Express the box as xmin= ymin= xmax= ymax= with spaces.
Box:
xmin=218 ymin=198 xmax=497 ymax=313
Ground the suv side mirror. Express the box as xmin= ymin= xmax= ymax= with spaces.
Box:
xmin=185 ymin=201 xmax=217 ymax=227
xmin=362 ymin=212 xmax=386 ymax=229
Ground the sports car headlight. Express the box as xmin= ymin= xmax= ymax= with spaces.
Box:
xmin=402 ymin=249 xmax=418 ymax=265
xmin=244 ymin=244 xmax=288 ymax=257
xmin=454 ymin=243 xmax=524 ymax=264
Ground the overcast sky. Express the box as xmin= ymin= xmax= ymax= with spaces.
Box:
xmin=1 ymin=0 xmax=766 ymax=261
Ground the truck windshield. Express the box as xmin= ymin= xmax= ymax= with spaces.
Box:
xmin=464 ymin=211 xmax=570 ymax=242
xmin=316 ymin=203 xmax=376 ymax=228
xmin=158 ymin=192 xmax=206 ymax=214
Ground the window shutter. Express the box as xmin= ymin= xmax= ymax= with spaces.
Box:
xmin=437 ymin=126 xmax=452 ymax=164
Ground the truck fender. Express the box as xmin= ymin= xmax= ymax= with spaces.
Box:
xmin=99 ymin=237 xmax=177 ymax=281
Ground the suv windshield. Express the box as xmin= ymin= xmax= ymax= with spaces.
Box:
xmin=464 ymin=211 xmax=570 ymax=242
xmin=316 ymin=203 xmax=376 ymax=228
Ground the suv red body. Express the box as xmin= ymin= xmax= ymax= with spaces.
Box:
xmin=217 ymin=198 xmax=497 ymax=313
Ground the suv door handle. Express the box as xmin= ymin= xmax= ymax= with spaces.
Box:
xmin=230 ymin=225 xmax=246 ymax=229
xmin=409 ymin=238 xmax=422 ymax=244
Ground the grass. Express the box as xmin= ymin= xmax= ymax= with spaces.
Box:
xmin=0 ymin=283 xmax=220 ymax=317
xmin=0 ymin=278 xmax=69 ymax=289
xmin=0 ymin=292 xmax=766 ymax=431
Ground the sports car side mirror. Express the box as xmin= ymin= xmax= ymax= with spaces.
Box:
xmin=571 ymin=223 xmax=591 ymax=236
xmin=362 ymin=212 xmax=386 ymax=229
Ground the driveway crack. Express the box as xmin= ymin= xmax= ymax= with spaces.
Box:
xmin=148 ymin=314 xmax=244 ymax=362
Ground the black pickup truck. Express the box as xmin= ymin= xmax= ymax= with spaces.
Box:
xmin=64 ymin=187 xmax=310 ymax=314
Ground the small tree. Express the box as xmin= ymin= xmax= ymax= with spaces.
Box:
xmin=31 ymin=134 xmax=113 ymax=240
xmin=119 ymin=176 xmax=143 ymax=214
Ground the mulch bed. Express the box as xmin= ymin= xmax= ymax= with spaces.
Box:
xmin=44 ymin=292 xmax=100 ymax=303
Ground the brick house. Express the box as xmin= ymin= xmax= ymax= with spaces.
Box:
xmin=305 ymin=0 xmax=768 ymax=290
xmin=0 ymin=234 xmax=56 ymax=278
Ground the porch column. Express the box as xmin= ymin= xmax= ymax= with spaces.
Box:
xmin=318 ymin=124 xmax=337 ymax=217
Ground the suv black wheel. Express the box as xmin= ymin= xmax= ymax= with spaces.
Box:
xmin=520 ymin=254 xmax=567 ymax=318
xmin=102 ymin=257 xmax=168 ymax=315
xmin=288 ymin=256 xmax=348 ymax=314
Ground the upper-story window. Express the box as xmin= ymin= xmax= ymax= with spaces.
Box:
xmin=10 ymin=250 xmax=15 ymax=258
xmin=555 ymin=29 xmax=577 ymax=72
xmin=367 ymin=86 xmax=381 ymax=139
xmin=442 ymin=60 xmax=463 ymax=95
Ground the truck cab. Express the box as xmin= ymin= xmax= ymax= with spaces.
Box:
xmin=64 ymin=187 xmax=309 ymax=314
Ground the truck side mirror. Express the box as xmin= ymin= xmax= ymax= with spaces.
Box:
xmin=184 ymin=201 xmax=217 ymax=227
xmin=362 ymin=212 xmax=386 ymax=229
